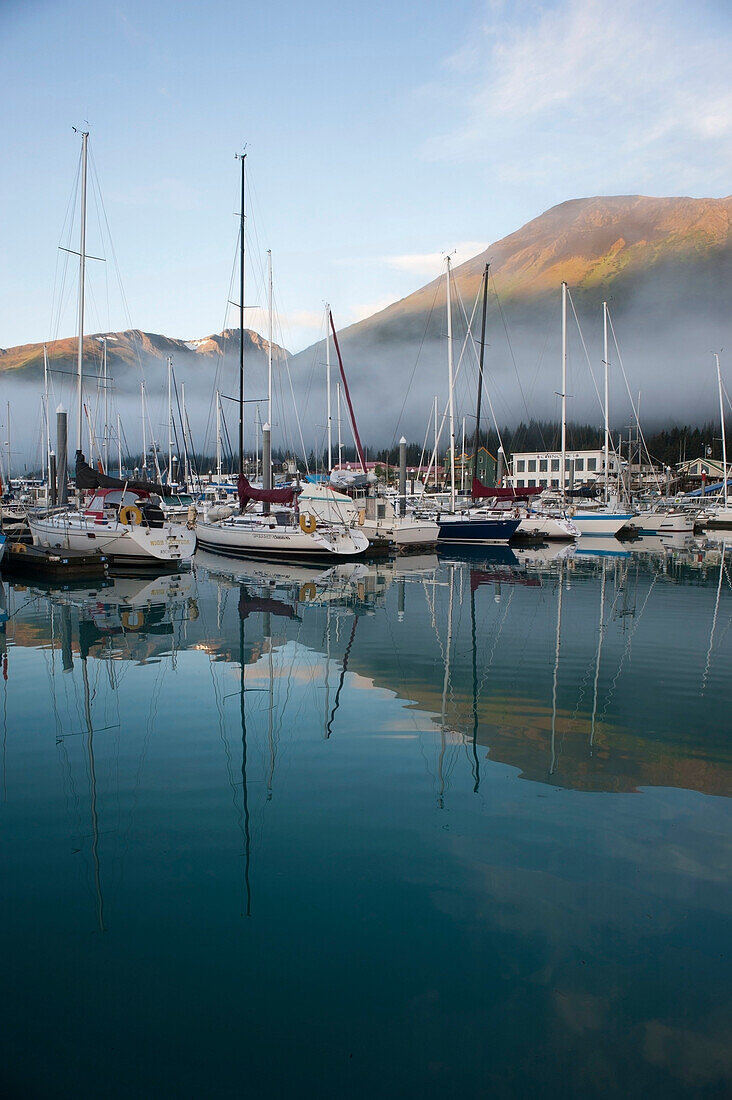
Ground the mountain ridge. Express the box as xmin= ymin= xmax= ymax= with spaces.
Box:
xmin=0 ymin=327 xmax=288 ymax=380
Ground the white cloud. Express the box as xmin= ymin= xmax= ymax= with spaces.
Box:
xmin=422 ymin=0 xmax=732 ymax=191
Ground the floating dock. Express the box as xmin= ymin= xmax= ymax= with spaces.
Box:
xmin=1 ymin=542 xmax=108 ymax=581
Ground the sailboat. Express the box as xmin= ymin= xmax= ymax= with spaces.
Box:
xmin=702 ymin=353 xmax=732 ymax=529
xmin=194 ymin=156 xmax=368 ymax=563
xmin=540 ymin=286 xmax=632 ymax=537
xmin=433 ymin=257 xmax=520 ymax=545
xmin=465 ymin=266 xmax=579 ymax=541
xmin=28 ymin=131 xmax=196 ymax=568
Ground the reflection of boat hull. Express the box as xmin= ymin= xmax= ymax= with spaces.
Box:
xmin=195 ymin=549 xmax=365 ymax=589
xmin=626 ymin=533 xmax=698 ymax=555
xmin=511 ymin=542 xmax=576 ymax=567
xmin=574 ymin=536 xmax=632 ymax=558
xmin=437 ymin=545 xmax=519 ymax=567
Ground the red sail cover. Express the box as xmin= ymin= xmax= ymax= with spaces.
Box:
xmin=472 ymin=478 xmax=542 ymax=500
xmin=471 ymin=568 xmax=541 ymax=591
xmin=237 ymin=474 xmax=297 ymax=511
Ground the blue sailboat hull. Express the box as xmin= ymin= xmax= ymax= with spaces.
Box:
xmin=437 ymin=516 xmax=521 ymax=544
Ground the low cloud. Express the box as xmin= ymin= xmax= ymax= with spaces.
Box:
xmin=384 ymin=241 xmax=488 ymax=277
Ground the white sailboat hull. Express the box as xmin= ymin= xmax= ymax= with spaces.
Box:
xmin=572 ymin=511 xmax=633 ymax=537
xmin=626 ymin=510 xmax=696 ymax=535
xmin=195 ymin=516 xmax=369 ymax=560
xmin=28 ymin=513 xmax=196 ymax=566
xmin=516 ymin=513 xmax=579 ymax=540
xmin=298 ymin=485 xmax=438 ymax=548
xmin=702 ymin=507 xmax=732 ymax=528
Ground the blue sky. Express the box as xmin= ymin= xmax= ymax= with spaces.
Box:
xmin=2 ymin=0 xmax=731 ymax=355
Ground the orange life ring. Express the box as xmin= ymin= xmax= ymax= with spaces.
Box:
xmin=299 ymin=582 xmax=317 ymax=601
xmin=299 ymin=513 xmax=317 ymax=534
xmin=119 ymin=505 xmax=143 ymax=526
xmin=120 ymin=609 xmax=144 ymax=631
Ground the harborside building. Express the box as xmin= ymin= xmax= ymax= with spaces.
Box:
xmin=510 ymin=449 xmax=621 ymax=490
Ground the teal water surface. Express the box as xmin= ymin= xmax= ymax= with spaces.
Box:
xmin=1 ymin=540 xmax=731 ymax=1098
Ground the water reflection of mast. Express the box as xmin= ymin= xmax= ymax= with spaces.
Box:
xmin=326 ymin=613 xmax=358 ymax=739
xmin=702 ymin=551 xmax=726 ymax=693
xmin=469 ymin=571 xmax=480 ymax=793
xmin=60 ymin=603 xmax=105 ymax=932
xmin=81 ymin=654 xmax=105 ymax=932
xmin=438 ymin=563 xmax=455 ymax=807
xmin=590 ymin=558 xmax=607 ymax=753
xmin=265 ymin=611 xmax=275 ymax=801
xmin=239 ymin=588 xmax=252 ymax=917
xmin=550 ymin=561 xmax=564 ymax=775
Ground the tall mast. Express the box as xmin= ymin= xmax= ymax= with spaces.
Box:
xmin=446 ymin=256 xmax=456 ymax=510
xmin=561 ymin=281 xmax=568 ymax=498
xmin=603 ymin=301 xmax=610 ymax=504
xmin=325 ymin=301 xmax=332 ymax=472
xmin=267 ymin=250 xmax=273 ymax=431
xmin=236 ymin=152 xmax=246 ymax=476
xmin=140 ymin=380 xmax=146 ymax=476
xmin=75 ymin=128 xmax=89 ymax=455
xmin=715 ymin=352 xmax=728 ymax=509
xmin=116 ymin=413 xmax=122 ymax=478
xmin=434 ymin=395 xmax=438 ymax=487
xmin=329 ymin=310 xmax=367 ymax=473
xmin=216 ymin=390 xmax=222 ymax=480
xmin=336 ymin=382 xmax=342 ymax=468
xmin=473 ymin=263 xmax=489 ymax=488
xmin=181 ymin=381 xmax=188 ymax=485
xmin=167 ymin=356 xmax=173 ymax=485
xmin=43 ymin=345 xmax=51 ymax=484
xmin=102 ymin=336 xmax=108 ymax=473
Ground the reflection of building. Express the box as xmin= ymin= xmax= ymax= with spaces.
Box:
xmin=511 ymin=448 xmax=620 ymax=489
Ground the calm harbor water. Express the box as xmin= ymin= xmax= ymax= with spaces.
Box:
xmin=1 ymin=538 xmax=731 ymax=1098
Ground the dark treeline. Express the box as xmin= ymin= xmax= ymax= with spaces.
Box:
xmin=112 ymin=420 xmax=725 ymax=481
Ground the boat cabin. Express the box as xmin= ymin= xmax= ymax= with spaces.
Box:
xmin=84 ymin=488 xmax=165 ymax=528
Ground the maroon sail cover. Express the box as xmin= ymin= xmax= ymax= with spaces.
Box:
xmin=472 ymin=477 xmax=542 ymax=501
xmin=470 ymin=568 xmax=541 ymax=591
xmin=237 ymin=474 xmax=297 ymax=511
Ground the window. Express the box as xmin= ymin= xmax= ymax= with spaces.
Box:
xmin=528 ymin=479 xmax=536 ymax=487
xmin=576 ymin=458 xmax=584 ymax=471
xmin=528 ymin=459 xmax=536 ymax=472
xmin=588 ymin=457 xmax=597 ymax=471
xmin=539 ymin=459 xmax=547 ymax=472
xmin=551 ymin=459 xmax=559 ymax=472
xmin=551 ymin=478 xmax=559 ymax=488
xmin=517 ymin=479 xmax=524 ymax=487
xmin=516 ymin=459 xmax=525 ymax=473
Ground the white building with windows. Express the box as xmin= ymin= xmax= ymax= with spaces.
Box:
xmin=510 ymin=449 xmax=621 ymax=490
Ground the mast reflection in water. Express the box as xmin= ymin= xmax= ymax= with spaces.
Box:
xmin=1 ymin=539 xmax=731 ymax=1098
